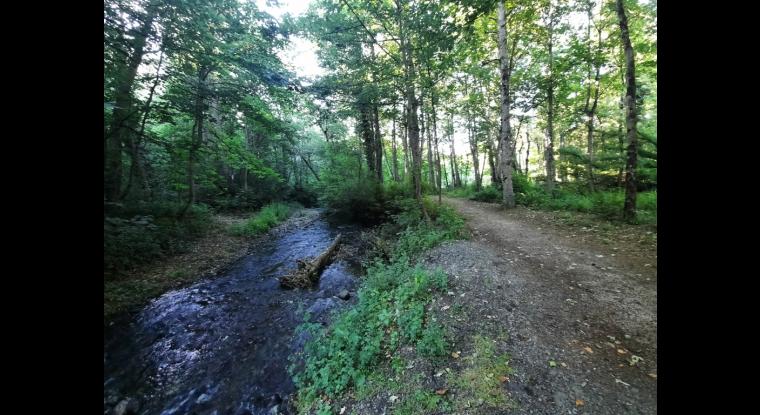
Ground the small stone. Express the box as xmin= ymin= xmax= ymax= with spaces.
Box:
xmin=113 ymin=398 xmax=139 ymax=415
xmin=337 ymin=290 xmax=350 ymax=300
xmin=196 ymin=393 xmax=212 ymax=404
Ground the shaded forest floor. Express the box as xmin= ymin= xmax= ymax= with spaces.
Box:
xmin=104 ymin=209 xmax=319 ymax=323
xmin=339 ymin=197 xmax=656 ymax=414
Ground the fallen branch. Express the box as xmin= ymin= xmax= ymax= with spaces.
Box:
xmin=279 ymin=234 xmax=343 ymax=289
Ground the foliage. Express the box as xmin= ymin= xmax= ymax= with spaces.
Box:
xmin=104 ymin=202 xmax=212 ymax=274
xmin=290 ymin=199 xmax=464 ymax=412
xmin=316 ymin=140 xmax=387 ymax=223
xmin=449 ymin=335 xmax=515 ymax=411
xmin=227 ymin=202 xmax=296 ymax=236
xmin=470 ymin=186 xmax=502 ymax=203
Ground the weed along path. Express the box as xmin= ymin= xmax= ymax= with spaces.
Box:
xmin=430 ymin=197 xmax=657 ymax=414
xmin=103 ymin=209 xmax=366 ymax=415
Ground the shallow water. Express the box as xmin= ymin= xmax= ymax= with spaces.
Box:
xmin=104 ymin=211 xmax=363 ymax=415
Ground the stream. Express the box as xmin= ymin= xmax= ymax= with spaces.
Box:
xmin=104 ymin=210 xmax=365 ymax=415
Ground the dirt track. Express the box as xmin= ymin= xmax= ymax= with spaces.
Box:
xmin=424 ymin=197 xmax=657 ymax=414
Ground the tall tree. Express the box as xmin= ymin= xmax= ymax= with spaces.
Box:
xmin=616 ymin=0 xmax=638 ymax=220
xmin=497 ymin=0 xmax=516 ymax=207
xmin=104 ymin=3 xmax=158 ymax=202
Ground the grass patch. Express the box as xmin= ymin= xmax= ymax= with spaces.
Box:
xmin=449 ymin=335 xmax=515 ymax=411
xmin=290 ymin=197 xmax=465 ymax=413
xmin=445 ymin=176 xmax=656 ymax=226
xmin=394 ymin=388 xmax=450 ymax=415
xmin=227 ymin=202 xmax=297 ymax=236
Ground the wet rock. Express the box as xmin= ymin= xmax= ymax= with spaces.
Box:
xmin=337 ymin=290 xmax=350 ymax=300
xmin=234 ymin=408 xmax=253 ymax=415
xmin=268 ymin=405 xmax=280 ymax=415
xmin=196 ymin=393 xmax=212 ymax=405
xmin=307 ymin=298 xmax=336 ymax=317
xmin=105 ymin=394 xmax=120 ymax=406
xmin=269 ymin=394 xmax=283 ymax=406
xmin=113 ymin=398 xmax=139 ymax=415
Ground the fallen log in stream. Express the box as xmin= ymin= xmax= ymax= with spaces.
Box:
xmin=279 ymin=234 xmax=342 ymax=289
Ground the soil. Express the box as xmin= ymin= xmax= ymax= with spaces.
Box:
xmin=427 ymin=197 xmax=657 ymax=414
xmin=340 ymin=197 xmax=656 ymax=415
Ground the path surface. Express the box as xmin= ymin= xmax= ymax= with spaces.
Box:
xmin=429 ymin=197 xmax=657 ymax=414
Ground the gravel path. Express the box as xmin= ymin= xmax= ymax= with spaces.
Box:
xmin=420 ymin=198 xmax=657 ymax=414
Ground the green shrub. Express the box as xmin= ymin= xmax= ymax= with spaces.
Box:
xmin=290 ymin=198 xmax=463 ymax=412
xmin=228 ymin=202 xmax=296 ymax=236
xmin=104 ymin=202 xmax=212 ymax=274
xmin=417 ymin=322 xmax=448 ymax=358
xmin=470 ymin=186 xmax=501 ymax=203
xmin=291 ymin=261 xmax=450 ymax=409
xmin=513 ymin=184 xmax=657 ymax=224
xmin=445 ymin=184 xmax=476 ymax=199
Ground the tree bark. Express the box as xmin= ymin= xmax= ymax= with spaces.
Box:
xmin=398 ymin=1 xmax=428 ymax=221
xmin=584 ymin=5 xmax=603 ymax=192
xmin=179 ymin=67 xmax=210 ymax=218
xmin=373 ymin=104 xmax=383 ymax=182
xmin=122 ymin=46 xmax=164 ymax=201
xmin=360 ymin=104 xmax=376 ymax=178
xmin=544 ymin=2 xmax=556 ymax=192
xmin=468 ymin=117 xmax=481 ymax=191
xmin=280 ymin=234 xmax=343 ymax=288
xmin=425 ymin=100 xmax=436 ymax=189
xmin=525 ymin=129 xmax=531 ymax=176
xmin=617 ymin=0 xmax=638 ymax=220
xmin=401 ymin=106 xmax=410 ymax=181
xmin=391 ymin=116 xmax=400 ymax=181
xmin=105 ymin=6 xmax=157 ymax=202
xmin=497 ymin=0 xmax=516 ymax=207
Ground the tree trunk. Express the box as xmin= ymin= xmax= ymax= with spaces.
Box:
xmin=497 ymin=0 xmax=516 ymax=207
xmin=450 ymin=142 xmax=461 ymax=187
xmin=617 ymin=117 xmax=625 ymax=187
xmin=391 ymin=116 xmax=400 ymax=181
xmin=373 ymin=104 xmax=383 ymax=182
xmin=584 ymin=5 xmax=603 ymax=192
xmin=105 ymin=6 xmax=157 ymax=202
xmin=280 ymin=234 xmax=343 ymax=288
xmin=525 ymin=129 xmax=531 ymax=176
xmin=360 ymin=104 xmax=376 ymax=178
xmin=401 ymin=106 xmax=410 ymax=181
xmin=442 ymin=156 xmax=449 ymax=188
xmin=122 ymin=47 xmax=164 ymax=201
xmin=180 ymin=68 xmax=210 ymax=218
xmin=468 ymin=117 xmax=481 ymax=191
xmin=559 ymin=131 xmax=567 ymax=182
xmin=544 ymin=4 xmax=556 ymax=192
xmin=488 ymin=139 xmax=497 ymax=186
xmin=617 ymin=0 xmax=638 ymax=220
xmin=398 ymin=2 xmax=429 ymax=221
xmin=425 ymin=102 xmax=436 ymax=189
